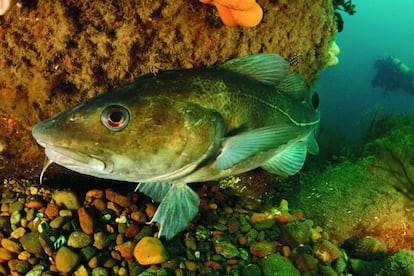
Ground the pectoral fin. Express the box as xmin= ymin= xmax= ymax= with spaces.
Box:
xmin=149 ymin=182 xmax=200 ymax=240
xmin=216 ymin=125 xmax=304 ymax=170
xmin=261 ymin=141 xmax=307 ymax=177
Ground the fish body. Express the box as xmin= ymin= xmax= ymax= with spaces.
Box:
xmin=32 ymin=54 xmax=320 ymax=239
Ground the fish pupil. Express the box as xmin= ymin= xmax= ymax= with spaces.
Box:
xmin=108 ymin=110 xmax=123 ymax=125
xmin=101 ymin=105 xmax=130 ymax=131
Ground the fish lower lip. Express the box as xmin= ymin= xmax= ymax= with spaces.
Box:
xmin=44 ymin=146 xmax=113 ymax=174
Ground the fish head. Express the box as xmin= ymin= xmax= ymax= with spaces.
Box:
xmin=32 ymin=91 xmax=225 ymax=182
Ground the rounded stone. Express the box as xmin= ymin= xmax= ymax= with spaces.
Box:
xmin=10 ymin=227 xmax=26 ymax=239
xmin=0 ymin=247 xmax=13 ymax=260
xmin=1 ymin=238 xmax=21 ymax=254
xmin=115 ymin=241 xmax=135 ymax=259
xmin=134 ymin=237 xmax=169 ymax=265
xmin=9 ymin=201 xmax=24 ymax=213
xmin=67 ymin=231 xmax=93 ymax=248
xmin=7 ymin=259 xmax=29 ymax=273
xmin=78 ymin=206 xmax=95 ymax=235
xmin=93 ymin=232 xmax=110 ymax=250
xmin=214 ymin=240 xmax=240 ymax=259
xmin=259 ymin=253 xmax=300 ymax=276
xmin=52 ymin=190 xmax=81 ymax=210
xmin=55 ymin=246 xmax=81 ymax=273
xmin=19 ymin=232 xmax=43 ymax=256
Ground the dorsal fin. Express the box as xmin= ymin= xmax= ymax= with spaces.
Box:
xmin=220 ymin=53 xmax=290 ymax=86
xmin=276 ymin=74 xmax=308 ymax=101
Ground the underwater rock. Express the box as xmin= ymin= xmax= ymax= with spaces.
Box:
xmin=375 ymin=249 xmax=414 ymax=276
xmin=52 ymin=190 xmax=81 ymax=210
xmin=313 ymin=240 xmax=343 ymax=264
xmin=67 ymin=231 xmax=93 ymax=248
xmin=258 ymin=253 xmax=300 ymax=276
xmin=279 ymin=220 xmax=313 ymax=247
xmin=133 ymin=237 xmax=169 ymax=265
xmin=344 ymin=236 xmax=387 ymax=261
xmin=55 ymin=246 xmax=81 ymax=273
xmin=77 ymin=206 xmax=96 ymax=235
xmin=19 ymin=232 xmax=43 ymax=256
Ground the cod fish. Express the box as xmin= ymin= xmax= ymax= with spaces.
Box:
xmin=32 ymin=54 xmax=320 ymax=239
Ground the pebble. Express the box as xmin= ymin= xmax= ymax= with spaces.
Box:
xmin=10 ymin=227 xmax=26 ymax=239
xmin=214 ymin=240 xmax=240 ymax=259
xmin=242 ymin=264 xmax=262 ymax=276
xmin=8 ymin=259 xmax=30 ymax=273
xmin=25 ymin=200 xmax=44 ymax=209
xmin=115 ymin=241 xmax=135 ymax=259
xmin=249 ymin=241 xmax=275 ymax=257
xmin=78 ymin=206 xmax=96 ymax=235
xmin=313 ymin=240 xmax=343 ymax=264
xmin=49 ymin=216 xmax=65 ymax=228
xmin=55 ymin=246 xmax=81 ymax=273
xmin=92 ymin=267 xmax=109 ymax=276
xmin=9 ymin=201 xmax=24 ymax=213
xmin=93 ymin=231 xmax=110 ymax=250
xmin=227 ymin=218 xmax=240 ymax=234
xmin=0 ymin=216 xmax=11 ymax=231
xmin=1 ymin=238 xmax=21 ymax=253
xmin=44 ymin=202 xmax=60 ymax=218
xmin=105 ymin=189 xmax=132 ymax=208
xmin=80 ymin=246 xmax=98 ymax=262
xmin=130 ymin=211 xmax=147 ymax=224
xmin=184 ymin=233 xmax=197 ymax=251
xmin=59 ymin=209 xmax=73 ymax=217
xmin=346 ymin=236 xmax=387 ymax=261
xmin=20 ymin=232 xmax=43 ymax=256
xmin=124 ymin=224 xmax=139 ymax=238
xmin=134 ymin=237 xmax=169 ymax=265
xmin=67 ymin=231 xmax=93 ymax=248
xmin=258 ymin=253 xmax=300 ymax=276
xmin=86 ymin=189 xmax=105 ymax=200
xmin=91 ymin=198 xmax=107 ymax=211
xmin=145 ymin=203 xmax=156 ymax=218
xmin=0 ymin=247 xmax=13 ymax=260
xmin=10 ymin=210 xmax=22 ymax=225
xmin=52 ymin=190 xmax=81 ymax=210
xmin=280 ymin=220 xmax=313 ymax=247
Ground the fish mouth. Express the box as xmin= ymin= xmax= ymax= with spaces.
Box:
xmin=42 ymin=145 xmax=114 ymax=175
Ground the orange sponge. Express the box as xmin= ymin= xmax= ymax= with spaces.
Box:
xmin=200 ymin=0 xmax=263 ymax=27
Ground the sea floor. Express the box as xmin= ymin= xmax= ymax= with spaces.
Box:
xmin=0 ymin=169 xmax=413 ymax=275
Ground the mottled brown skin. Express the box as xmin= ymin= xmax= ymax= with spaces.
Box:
xmin=33 ymin=65 xmax=318 ymax=184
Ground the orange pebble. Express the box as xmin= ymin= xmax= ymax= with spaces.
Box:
xmin=204 ymin=260 xmax=222 ymax=270
xmin=44 ymin=202 xmax=59 ymax=218
xmin=280 ymin=245 xmax=291 ymax=257
xmin=291 ymin=210 xmax=303 ymax=221
xmin=274 ymin=211 xmax=292 ymax=223
xmin=237 ymin=235 xmax=247 ymax=245
xmin=226 ymin=259 xmax=238 ymax=265
xmin=145 ymin=203 xmax=156 ymax=218
xmin=212 ymin=230 xmax=224 ymax=237
xmin=26 ymin=201 xmax=43 ymax=209
xmin=86 ymin=189 xmax=105 ymax=200
xmin=250 ymin=212 xmax=272 ymax=224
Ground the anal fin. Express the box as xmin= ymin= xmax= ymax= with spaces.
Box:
xmin=149 ymin=182 xmax=200 ymax=240
xmin=135 ymin=182 xmax=172 ymax=202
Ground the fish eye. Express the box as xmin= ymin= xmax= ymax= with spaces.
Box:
xmin=101 ymin=105 xmax=130 ymax=131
